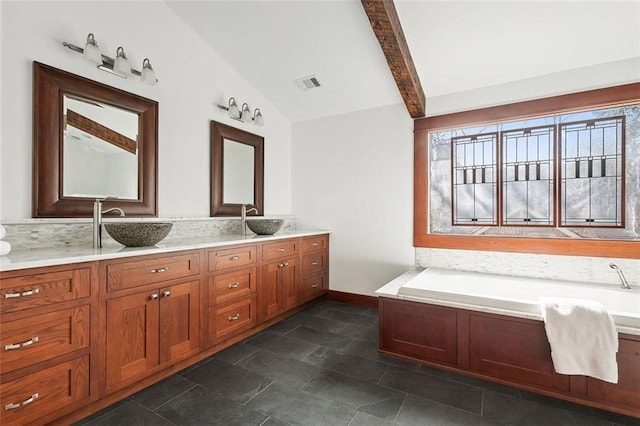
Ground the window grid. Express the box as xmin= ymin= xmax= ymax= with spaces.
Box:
xmin=501 ymin=125 xmax=555 ymax=226
xmin=559 ymin=117 xmax=625 ymax=227
xmin=451 ymin=133 xmax=498 ymax=225
xmin=448 ymin=118 xmax=625 ymax=229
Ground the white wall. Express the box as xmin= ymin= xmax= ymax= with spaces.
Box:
xmin=293 ymin=103 xmax=415 ymax=296
xmin=0 ymin=1 xmax=292 ymax=220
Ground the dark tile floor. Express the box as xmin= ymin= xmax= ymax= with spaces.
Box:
xmin=76 ymin=299 xmax=639 ymax=426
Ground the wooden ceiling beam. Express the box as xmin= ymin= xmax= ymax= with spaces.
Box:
xmin=66 ymin=109 xmax=137 ymax=154
xmin=361 ymin=0 xmax=425 ymax=118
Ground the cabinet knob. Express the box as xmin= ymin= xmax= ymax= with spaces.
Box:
xmin=228 ymin=313 xmax=241 ymax=321
xmin=150 ymin=293 xmax=159 ymax=300
xmin=163 ymin=291 xmax=171 ymax=298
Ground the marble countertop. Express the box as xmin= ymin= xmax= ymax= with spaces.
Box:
xmin=0 ymin=229 xmax=329 ymax=272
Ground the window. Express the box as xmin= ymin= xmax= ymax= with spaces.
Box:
xmin=414 ymin=83 xmax=640 ymax=258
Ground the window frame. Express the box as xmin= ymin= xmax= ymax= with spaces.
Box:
xmin=414 ymin=82 xmax=640 ymax=259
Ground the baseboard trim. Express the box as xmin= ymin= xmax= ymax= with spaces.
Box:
xmin=326 ymin=290 xmax=378 ymax=308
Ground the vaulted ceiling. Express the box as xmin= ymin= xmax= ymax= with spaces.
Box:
xmin=167 ymin=0 xmax=640 ymax=123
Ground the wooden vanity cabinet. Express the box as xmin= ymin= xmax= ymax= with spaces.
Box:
xmin=0 ymin=233 xmax=330 ymax=425
xmin=205 ymin=244 xmax=258 ymax=346
xmin=299 ymin=235 xmax=329 ymax=303
xmin=103 ymin=252 xmax=200 ymax=392
xmin=0 ymin=263 xmax=96 ymax=426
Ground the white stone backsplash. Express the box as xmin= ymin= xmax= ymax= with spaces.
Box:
xmin=416 ymin=247 xmax=639 ymax=287
xmin=1 ymin=217 xmax=296 ymax=251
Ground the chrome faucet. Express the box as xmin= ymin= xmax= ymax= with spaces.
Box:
xmin=93 ymin=198 xmax=125 ymax=248
xmin=609 ymin=263 xmax=631 ymax=289
xmin=241 ymin=204 xmax=259 ymax=236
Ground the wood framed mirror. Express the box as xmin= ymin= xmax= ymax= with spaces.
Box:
xmin=33 ymin=61 xmax=158 ymax=217
xmin=210 ymin=121 xmax=264 ymax=216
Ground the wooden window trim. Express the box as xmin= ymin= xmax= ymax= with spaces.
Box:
xmin=414 ymin=82 xmax=640 ymax=259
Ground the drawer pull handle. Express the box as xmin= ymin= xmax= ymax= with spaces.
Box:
xmin=228 ymin=313 xmax=241 ymax=321
xmin=5 ymin=393 xmax=39 ymax=410
xmin=277 ymin=248 xmax=286 ymax=252
xmin=228 ymin=282 xmax=240 ymax=289
xmin=150 ymin=293 xmax=159 ymax=300
xmin=311 ymin=283 xmax=319 ymax=288
xmin=229 ymin=255 xmax=240 ymax=260
xmin=150 ymin=267 xmax=168 ymax=274
xmin=5 ymin=288 xmax=40 ymax=299
xmin=311 ymin=262 xmax=319 ymax=266
xmin=312 ymin=242 xmax=319 ymax=246
xmin=5 ymin=336 xmax=39 ymax=351
xmin=163 ymin=291 xmax=171 ymax=298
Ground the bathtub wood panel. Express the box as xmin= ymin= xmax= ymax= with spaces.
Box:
xmin=468 ymin=313 xmax=570 ymax=392
xmin=380 ymin=299 xmax=457 ymax=365
xmin=379 ymin=297 xmax=640 ymax=418
xmin=586 ymin=336 xmax=640 ymax=413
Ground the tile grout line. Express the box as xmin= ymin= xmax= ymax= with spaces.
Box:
xmin=242 ymin=379 xmax=275 ymax=407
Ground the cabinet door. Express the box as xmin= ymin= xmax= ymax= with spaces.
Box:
xmin=106 ymin=291 xmax=159 ymax=390
xmin=281 ymin=258 xmax=299 ymax=311
xmin=159 ymin=280 xmax=200 ymax=364
xmin=260 ymin=258 xmax=298 ymax=321
xmin=261 ymin=261 xmax=282 ymax=320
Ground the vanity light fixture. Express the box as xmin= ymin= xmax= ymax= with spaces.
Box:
xmin=62 ymin=33 xmax=158 ymax=85
xmin=217 ymin=97 xmax=264 ymax=126
xmin=112 ymin=47 xmax=131 ymax=76
xmin=253 ymin=108 xmax=264 ymax=127
xmin=82 ymin=33 xmax=102 ymax=64
xmin=140 ymin=58 xmax=157 ymax=85
xmin=239 ymin=103 xmax=252 ymax=122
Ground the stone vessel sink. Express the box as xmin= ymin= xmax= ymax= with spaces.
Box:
xmin=246 ymin=219 xmax=284 ymax=235
xmin=104 ymin=222 xmax=173 ymax=247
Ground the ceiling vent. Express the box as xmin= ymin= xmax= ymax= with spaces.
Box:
xmin=294 ymin=75 xmax=321 ymax=92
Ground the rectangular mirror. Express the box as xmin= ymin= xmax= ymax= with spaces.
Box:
xmin=211 ymin=121 xmax=264 ymax=216
xmin=33 ymin=62 xmax=158 ymax=217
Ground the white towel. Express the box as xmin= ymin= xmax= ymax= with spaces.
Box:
xmin=0 ymin=240 xmax=10 ymax=256
xmin=540 ymin=297 xmax=618 ymax=384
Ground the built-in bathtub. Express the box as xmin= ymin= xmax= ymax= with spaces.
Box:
xmin=376 ymin=267 xmax=640 ymax=334
xmin=376 ymin=268 xmax=640 ymax=417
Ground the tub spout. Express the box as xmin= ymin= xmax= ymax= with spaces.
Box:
xmin=609 ymin=263 xmax=631 ymax=289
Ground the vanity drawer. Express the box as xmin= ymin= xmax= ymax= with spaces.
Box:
xmin=262 ymin=240 xmax=298 ymax=261
xmin=107 ymin=252 xmax=200 ymax=292
xmin=299 ymin=274 xmax=327 ymax=303
xmin=0 ymin=355 xmax=90 ymax=426
xmin=209 ymin=296 xmax=257 ymax=343
xmin=302 ymin=252 xmax=326 ymax=276
xmin=208 ymin=267 xmax=257 ymax=306
xmin=1 ymin=267 xmax=91 ymax=314
xmin=1 ymin=305 xmax=89 ymax=374
xmin=302 ymin=235 xmax=328 ymax=253
xmin=209 ymin=245 xmax=257 ymax=272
